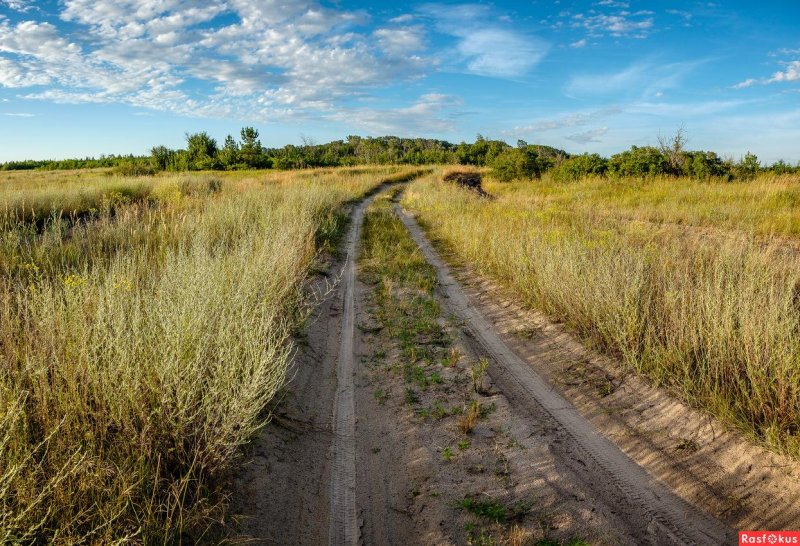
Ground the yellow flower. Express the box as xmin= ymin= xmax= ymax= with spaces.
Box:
xmin=61 ymin=273 xmax=87 ymax=288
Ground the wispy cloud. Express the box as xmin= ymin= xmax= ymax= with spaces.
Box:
xmin=3 ymin=112 xmax=35 ymax=117
xmin=570 ymin=38 xmax=587 ymax=48
xmin=572 ymin=12 xmax=654 ymax=38
xmin=565 ymin=127 xmax=608 ymax=143
xmin=505 ymin=107 xmax=621 ymax=136
xmin=327 ymin=93 xmax=463 ymax=133
xmin=567 ymin=59 xmax=709 ymax=97
xmin=419 ymin=4 xmax=549 ymax=78
xmin=665 ymin=9 xmax=693 ymax=25
xmin=732 ymin=78 xmax=758 ymax=89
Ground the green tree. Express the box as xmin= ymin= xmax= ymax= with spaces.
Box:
xmin=185 ymin=132 xmax=219 ymax=170
xmin=219 ymin=135 xmax=240 ymax=169
xmin=150 ymin=145 xmax=174 ymax=171
xmin=239 ymin=126 xmax=264 ymax=168
xmin=735 ymin=152 xmax=760 ymax=180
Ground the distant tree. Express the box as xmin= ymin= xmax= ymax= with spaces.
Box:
xmin=150 ymin=145 xmax=174 ymax=171
xmin=239 ymin=126 xmax=264 ymax=168
xmin=185 ymin=131 xmax=219 ymax=170
xmin=657 ymin=126 xmax=688 ymax=175
xmin=734 ymin=152 xmax=760 ymax=180
xmin=219 ymin=135 xmax=240 ymax=168
xmin=768 ymin=160 xmax=799 ymax=175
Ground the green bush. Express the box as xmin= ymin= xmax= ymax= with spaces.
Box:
xmin=608 ymin=146 xmax=668 ymax=177
xmin=490 ymin=148 xmax=544 ymax=181
xmin=734 ymin=152 xmax=760 ymax=180
xmin=680 ymin=151 xmax=731 ymax=180
xmin=551 ymin=153 xmax=608 ymax=183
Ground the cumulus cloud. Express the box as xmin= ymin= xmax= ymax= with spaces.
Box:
xmin=768 ymin=60 xmax=800 ymax=83
xmin=570 ymin=38 xmax=587 ymax=48
xmin=0 ymin=0 xmax=33 ymax=11
xmin=373 ymin=26 xmax=425 ymax=55
xmin=419 ymin=3 xmax=549 ymax=78
xmin=0 ymin=0 xmax=462 ymax=130
xmin=734 ymin=59 xmax=800 ymax=89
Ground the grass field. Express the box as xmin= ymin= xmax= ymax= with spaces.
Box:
xmin=0 ymin=166 xmax=414 ymax=543
xmin=403 ymin=171 xmax=800 ymax=457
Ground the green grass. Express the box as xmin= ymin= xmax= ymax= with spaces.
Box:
xmin=404 ymin=170 xmax=800 ymax=457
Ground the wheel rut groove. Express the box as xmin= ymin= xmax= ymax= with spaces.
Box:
xmin=393 ymin=200 xmax=736 ymax=546
xmin=329 ymin=185 xmax=403 ymax=546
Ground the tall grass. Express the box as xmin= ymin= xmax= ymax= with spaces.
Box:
xmin=403 ymin=172 xmax=800 ymax=456
xmin=0 ymin=166 xmax=411 ymax=543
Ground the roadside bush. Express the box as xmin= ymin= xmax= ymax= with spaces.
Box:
xmin=490 ymin=148 xmax=543 ymax=181
xmin=551 ymin=153 xmax=608 ymax=183
xmin=608 ymin=146 xmax=668 ymax=177
xmin=680 ymin=151 xmax=731 ymax=180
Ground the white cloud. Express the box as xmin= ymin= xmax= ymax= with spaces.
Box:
xmin=3 ymin=112 xmax=34 ymax=117
xmin=666 ymin=9 xmax=693 ymax=24
xmin=506 ymin=107 xmax=621 ymax=135
xmin=0 ymin=0 xmax=33 ymax=11
xmin=565 ymin=127 xmax=608 ymax=143
xmin=419 ymin=3 xmax=549 ymax=78
xmin=733 ymin=60 xmax=800 ymax=89
xmin=570 ymin=38 xmax=587 ymax=48
xmin=572 ymin=12 xmax=654 ymax=37
xmin=389 ymin=14 xmax=415 ymax=24
xmin=0 ymin=0 xmax=446 ymax=131
xmin=327 ymin=93 xmax=463 ymax=134
xmin=733 ymin=78 xmax=757 ymax=89
xmin=567 ymin=59 xmax=708 ymax=97
xmin=768 ymin=60 xmax=800 ymax=83
xmin=373 ymin=26 xmax=425 ymax=55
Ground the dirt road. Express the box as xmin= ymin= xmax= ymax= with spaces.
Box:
xmin=229 ymin=183 xmax=796 ymax=545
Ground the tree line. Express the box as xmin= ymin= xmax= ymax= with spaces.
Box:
xmin=2 ymin=127 xmax=798 ymax=180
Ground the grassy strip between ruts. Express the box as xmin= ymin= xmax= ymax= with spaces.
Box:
xmin=360 ymin=190 xmax=589 ymax=545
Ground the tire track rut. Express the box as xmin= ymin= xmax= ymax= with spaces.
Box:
xmin=393 ymin=200 xmax=736 ymax=546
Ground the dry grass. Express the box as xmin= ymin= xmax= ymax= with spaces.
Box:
xmin=0 ymin=166 xmax=414 ymax=543
xmin=404 ymin=170 xmax=800 ymax=456
xmin=459 ymin=401 xmax=481 ymax=435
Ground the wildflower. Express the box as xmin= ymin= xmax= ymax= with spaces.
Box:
xmin=61 ymin=273 xmax=87 ymax=288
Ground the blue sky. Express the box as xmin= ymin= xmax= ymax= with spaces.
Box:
xmin=0 ymin=0 xmax=799 ymax=162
